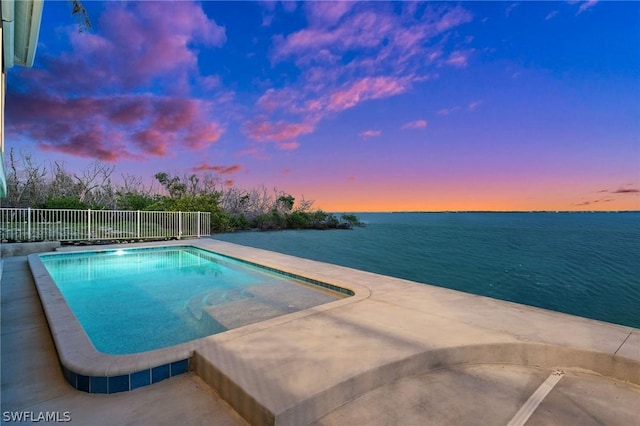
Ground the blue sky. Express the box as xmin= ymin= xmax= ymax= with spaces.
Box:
xmin=6 ymin=1 xmax=639 ymax=211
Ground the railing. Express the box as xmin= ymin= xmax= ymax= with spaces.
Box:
xmin=0 ymin=208 xmax=211 ymax=242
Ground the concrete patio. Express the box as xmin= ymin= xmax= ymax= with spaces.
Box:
xmin=1 ymin=239 xmax=639 ymax=425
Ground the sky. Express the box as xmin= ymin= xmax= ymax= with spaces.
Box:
xmin=5 ymin=0 xmax=640 ymax=212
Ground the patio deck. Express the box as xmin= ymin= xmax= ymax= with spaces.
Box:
xmin=1 ymin=239 xmax=639 ymax=425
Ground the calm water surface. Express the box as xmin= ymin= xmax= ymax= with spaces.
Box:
xmin=215 ymin=212 xmax=640 ymax=328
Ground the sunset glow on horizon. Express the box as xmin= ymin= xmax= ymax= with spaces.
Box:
xmin=5 ymin=1 xmax=639 ymax=212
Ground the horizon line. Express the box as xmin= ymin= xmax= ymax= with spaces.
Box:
xmin=330 ymin=210 xmax=640 ymax=214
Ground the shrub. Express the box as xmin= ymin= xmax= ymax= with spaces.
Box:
xmin=39 ymin=196 xmax=88 ymax=210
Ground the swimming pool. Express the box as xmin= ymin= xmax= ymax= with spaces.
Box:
xmin=40 ymin=246 xmax=348 ymax=354
xmin=29 ymin=241 xmax=360 ymax=393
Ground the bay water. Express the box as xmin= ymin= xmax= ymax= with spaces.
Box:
xmin=215 ymin=212 xmax=640 ymax=328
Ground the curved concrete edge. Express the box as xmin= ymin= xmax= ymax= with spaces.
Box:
xmin=275 ymin=342 xmax=640 ymax=426
xmin=26 ymin=242 xmax=365 ymax=384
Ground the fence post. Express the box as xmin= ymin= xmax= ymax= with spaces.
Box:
xmin=197 ymin=212 xmax=201 ymax=238
xmin=27 ymin=207 xmax=32 ymax=241
xmin=137 ymin=210 xmax=141 ymax=239
xmin=178 ymin=211 xmax=182 ymax=239
xmin=87 ymin=209 xmax=91 ymax=240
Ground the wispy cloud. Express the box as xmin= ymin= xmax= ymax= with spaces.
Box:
xmin=445 ymin=50 xmax=472 ymax=68
xmin=545 ymin=10 xmax=559 ymax=20
xmin=402 ymin=120 xmax=428 ymax=129
xmin=437 ymin=106 xmax=461 ymax=116
xmin=276 ymin=141 xmax=300 ymax=151
xmin=192 ymin=164 xmax=242 ymax=174
xmin=468 ymin=100 xmax=483 ymax=111
xmin=569 ymin=0 xmax=599 ymax=14
xmin=505 ymin=3 xmax=519 ymax=17
xmin=305 ymin=1 xmax=355 ymax=27
xmin=612 ymin=188 xmax=639 ymax=194
xmin=576 ymin=198 xmax=613 ymax=206
xmin=360 ymin=130 xmax=382 ymax=139
xmin=252 ymin=2 xmax=473 ymax=148
xmin=327 ymin=76 xmax=413 ymax=112
xmin=244 ymin=117 xmax=314 ymax=149
xmin=596 ymin=185 xmax=639 ymax=195
xmin=578 ymin=185 xmax=639 ymax=206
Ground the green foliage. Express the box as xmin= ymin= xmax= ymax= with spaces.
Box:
xmin=39 ymin=196 xmax=88 ymax=210
xmin=341 ymin=214 xmax=364 ymax=227
xmin=277 ymin=194 xmax=295 ymax=211
xmin=286 ymin=210 xmax=311 ymax=229
xmin=210 ymin=210 xmax=234 ymax=233
xmin=3 ymin=155 xmax=365 ymax=235
xmin=228 ymin=214 xmax=251 ymax=231
xmin=255 ymin=210 xmax=287 ymax=230
xmin=116 ymin=191 xmax=158 ymax=210
xmin=154 ymin=172 xmax=187 ymax=198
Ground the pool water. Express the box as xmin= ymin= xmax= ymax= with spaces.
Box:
xmin=40 ymin=246 xmax=343 ymax=354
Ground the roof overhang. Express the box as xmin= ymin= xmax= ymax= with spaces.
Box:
xmin=2 ymin=0 xmax=44 ymax=69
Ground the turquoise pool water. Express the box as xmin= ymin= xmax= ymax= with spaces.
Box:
xmin=40 ymin=246 xmax=342 ymax=354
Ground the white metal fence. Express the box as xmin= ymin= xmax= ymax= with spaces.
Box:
xmin=0 ymin=208 xmax=211 ymax=242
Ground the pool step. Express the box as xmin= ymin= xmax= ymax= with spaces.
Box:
xmin=185 ymin=289 xmax=253 ymax=321
xmin=201 ymin=283 xmax=336 ymax=330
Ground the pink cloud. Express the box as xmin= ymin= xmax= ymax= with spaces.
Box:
xmin=6 ymin=1 xmax=227 ymax=164
xmin=445 ymin=50 xmax=471 ymax=68
xmin=244 ymin=118 xmax=315 ymax=143
xmin=275 ymin=11 xmax=394 ymax=59
xmin=274 ymin=4 xmax=471 ymax=64
xmin=201 ymin=75 xmax=222 ymax=90
xmin=256 ymin=88 xmax=299 ymax=113
xmin=437 ymin=106 xmax=461 ymax=116
xmin=468 ymin=100 xmax=483 ymax=111
xmin=402 ymin=120 xmax=428 ymax=129
xmin=256 ymin=3 xmax=472 ymax=146
xmin=360 ymin=130 xmax=381 ymax=139
xmin=21 ymin=1 xmax=225 ymax=96
xmin=432 ymin=6 xmax=474 ymax=32
xmin=132 ymin=129 xmax=169 ymax=156
xmin=38 ymin=126 xmax=136 ymax=162
xmin=6 ymin=91 xmax=223 ymax=161
xmin=328 ymin=76 xmax=412 ymax=112
xmin=192 ymin=164 xmax=242 ymax=174
xmin=305 ymin=1 xmax=355 ymax=27
xmin=277 ymin=141 xmax=300 ymax=150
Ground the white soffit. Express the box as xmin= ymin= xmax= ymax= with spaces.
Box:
xmin=2 ymin=0 xmax=44 ymax=68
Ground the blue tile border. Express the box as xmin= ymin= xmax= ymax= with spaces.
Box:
xmin=60 ymin=358 xmax=189 ymax=394
xmin=171 ymin=359 xmax=189 ymax=375
xmin=152 ymin=364 xmax=170 ymax=383
xmin=130 ymin=370 xmax=151 ymax=390
xmin=90 ymin=376 xmax=108 ymax=394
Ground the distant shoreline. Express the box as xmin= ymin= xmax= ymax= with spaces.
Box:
xmin=332 ymin=210 xmax=640 ymax=214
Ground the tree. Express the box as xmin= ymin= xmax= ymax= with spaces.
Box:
xmin=69 ymin=0 xmax=91 ymax=32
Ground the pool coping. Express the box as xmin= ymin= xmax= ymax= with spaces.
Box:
xmin=28 ymin=239 xmax=370 ymax=393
